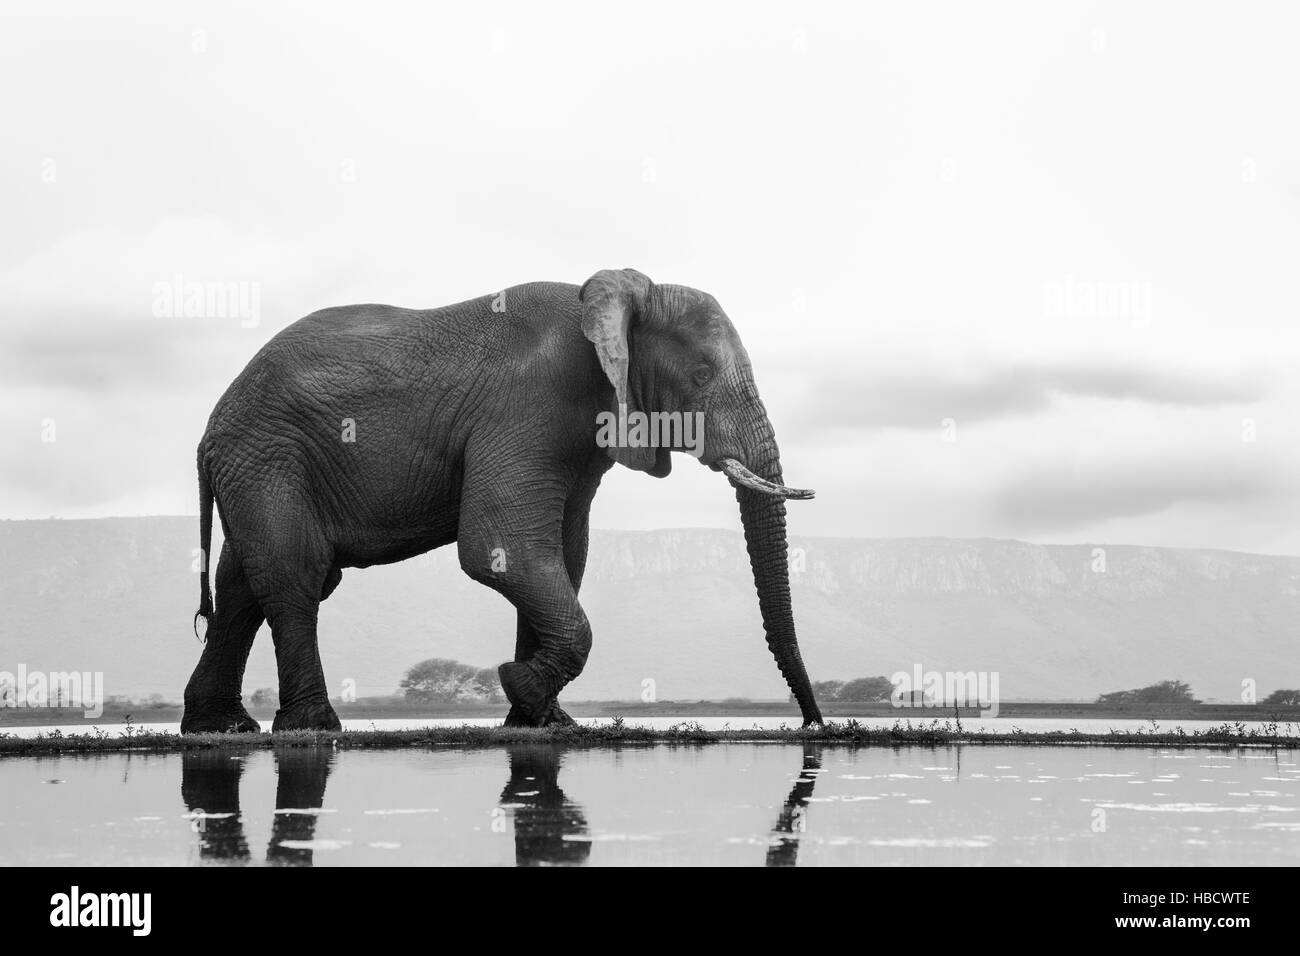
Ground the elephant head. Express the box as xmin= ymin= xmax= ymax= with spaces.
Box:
xmin=580 ymin=268 xmax=824 ymax=726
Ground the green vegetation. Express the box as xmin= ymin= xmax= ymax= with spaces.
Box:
xmin=2 ymin=717 xmax=1297 ymax=757
xmin=1263 ymin=688 xmax=1300 ymax=706
xmin=1097 ymin=679 xmax=1199 ymax=706
xmin=249 ymin=687 xmax=278 ymax=707
xmin=794 ymin=676 xmax=895 ymax=704
xmin=399 ymin=658 xmax=504 ymax=704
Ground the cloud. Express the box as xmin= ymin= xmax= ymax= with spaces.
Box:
xmin=1 ymin=3 xmax=1298 ymax=557
xmin=784 ymin=359 xmax=1270 ymax=433
xmin=0 ymin=218 xmax=358 ymax=392
xmin=0 ymin=218 xmax=364 ymax=515
xmin=993 ymin=457 xmax=1280 ymax=532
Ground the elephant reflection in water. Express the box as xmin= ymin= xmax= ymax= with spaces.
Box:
xmin=766 ymin=744 xmax=823 ymax=867
xmin=497 ymin=745 xmax=590 ymax=866
xmin=181 ymin=746 xmax=335 ymax=866
xmin=182 ymin=742 xmax=818 ymax=866
xmin=181 ymin=749 xmax=254 ymax=863
xmin=265 ymin=747 xmax=334 ymax=865
xmin=496 ymin=743 xmax=822 ymax=866
xmin=496 ymin=744 xmax=822 ymax=867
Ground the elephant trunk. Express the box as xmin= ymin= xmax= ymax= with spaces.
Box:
xmin=729 ymin=400 xmax=823 ymax=727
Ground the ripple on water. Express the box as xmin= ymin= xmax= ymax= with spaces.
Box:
xmin=865 ymin=837 xmax=994 ymax=848
xmin=273 ymin=808 xmax=336 ymax=816
xmin=561 ymin=834 xmax=659 ymax=843
xmin=363 ymin=808 xmax=440 ymax=815
xmin=1086 ymin=801 xmax=1297 ymax=814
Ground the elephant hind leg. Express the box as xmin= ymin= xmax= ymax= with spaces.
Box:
xmin=254 ymin=593 xmax=340 ymax=732
xmin=254 ymin=580 xmax=340 ymax=733
xmin=182 ymin=543 xmax=265 ymax=734
xmin=221 ymin=511 xmax=341 ymax=733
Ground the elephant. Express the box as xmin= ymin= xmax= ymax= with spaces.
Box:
xmin=180 ymin=268 xmax=822 ymax=733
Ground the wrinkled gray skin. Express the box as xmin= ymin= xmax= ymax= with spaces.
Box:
xmin=181 ymin=269 xmax=823 ymax=733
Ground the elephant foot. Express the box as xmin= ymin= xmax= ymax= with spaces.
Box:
xmin=504 ymin=701 xmax=577 ymax=728
xmin=498 ymin=662 xmax=566 ymax=727
xmin=502 ymin=704 xmax=533 ymax=728
xmin=181 ymin=701 xmax=261 ymax=734
xmin=272 ymin=697 xmax=342 ymax=733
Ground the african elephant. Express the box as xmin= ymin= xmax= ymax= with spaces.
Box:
xmin=181 ymin=268 xmax=822 ymax=733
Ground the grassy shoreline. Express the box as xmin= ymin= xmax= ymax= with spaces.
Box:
xmin=2 ymin=718 xmax=1298 ymax=756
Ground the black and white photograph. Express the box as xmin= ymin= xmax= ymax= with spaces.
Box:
xmin=0 ymin=0 xmax=1295 ymax=927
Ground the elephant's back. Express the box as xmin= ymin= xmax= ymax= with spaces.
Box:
xmin=273 ymin=283 xmax=582 ymax=354
xmin=199 ymin=282 xmax=585 ymax=464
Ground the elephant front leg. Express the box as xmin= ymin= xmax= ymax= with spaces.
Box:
xmin=459 ymin=466 xmax=601 ymax=728
xmin=482 ymin=561 xmax=591 ymax=727
xmin=501 ymin=486 xmax=597 ymax=727
xmin=503 ymin=615 xmax=578 ymax=728
xmin=504 ymin=700 xmax=577 ymax=728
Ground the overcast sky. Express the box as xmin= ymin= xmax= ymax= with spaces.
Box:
xmin=3 ymin=0 xmax=1299 ymax=554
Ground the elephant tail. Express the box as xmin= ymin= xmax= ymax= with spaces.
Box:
xmin=194 ymin=452 xmax=214 ymax=640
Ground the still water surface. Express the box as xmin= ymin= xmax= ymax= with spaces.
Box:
xmin=2 ymin=742 xmax=1296 ymax=866
xmin=3 ymin=715 xmax=1287 ymax=737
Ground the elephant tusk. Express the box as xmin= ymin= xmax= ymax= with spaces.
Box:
xmin=719 ymin=458 xmax=815 ymax=500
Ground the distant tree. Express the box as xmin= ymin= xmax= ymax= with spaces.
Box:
xmin=837 ymin=676 xmax=895 ymax=702
xmin=400 ymin=658 xmax=504 ymax=704
xmin=1097 ymin=680 xmax=1199 ymax=706
xmin=813 ymin=680 xmax=845 ymax=700
xmin=1262 ymin=688 xmax=1300 ymax=706
xmin=792 ymin=677 xmax=896 ymax=703
xmin=790 ymin=680 xmax=843 ymax=704
xmin=249 ymin=687 xmax=279 ymax=707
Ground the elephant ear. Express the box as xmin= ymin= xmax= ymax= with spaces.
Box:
xmin=580 ymin=268 xmax=662 ymax=474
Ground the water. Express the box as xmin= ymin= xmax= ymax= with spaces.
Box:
xmin=2 ymin=742 xmax=1297 ymax=866
xmin=3 ymin=714 xmax=1288 ymax=738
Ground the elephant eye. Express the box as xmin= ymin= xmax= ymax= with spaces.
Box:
xmin=691 ymin=365 xmax=714 ymax=388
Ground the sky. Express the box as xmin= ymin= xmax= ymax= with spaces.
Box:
xmin=2 ymin=0 xmax=1299 ymax=553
